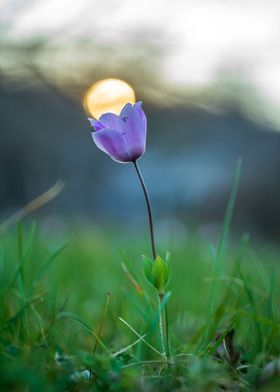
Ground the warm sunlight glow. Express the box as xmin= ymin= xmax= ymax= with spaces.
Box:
xmin=84 ymin=79 xmax=136 ymax=119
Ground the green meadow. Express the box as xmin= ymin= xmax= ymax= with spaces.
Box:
xmin=1 ymin=209 xmax=280 ymax=391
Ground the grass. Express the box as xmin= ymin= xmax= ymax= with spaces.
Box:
xmin=1 ymin=162 xmax=280 ymax=391
xmin=1 ymin=223 xmax=280 ymax=391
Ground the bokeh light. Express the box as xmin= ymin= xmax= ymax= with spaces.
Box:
xmin=84 ymin=78 xmax=136 ymax=119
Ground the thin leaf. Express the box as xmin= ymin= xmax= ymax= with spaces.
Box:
xmin=0 ymin=181 xmax=65 ymax=236
xmin=56 ymin=311 xmax=111 ymax=355
xmin=31 ymin=243 xmax=68 ymax=293
xmin=112 ymin=335 xmax=146 ymax=358
xmin=203 ymin=303 xmax=249 ymax=356
xmin=118 ymin=317 xmax=166 ymax=359
xmin=208 ymin=158 xmax=242 ymax=330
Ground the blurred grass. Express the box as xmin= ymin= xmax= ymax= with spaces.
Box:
xmin=1 ymin=220 xmax=280 ymax=390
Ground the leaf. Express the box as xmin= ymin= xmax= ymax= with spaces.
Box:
xmin=118 ymin=317 xmax=166 ymax=358
xmin=142 ymin=255 xmax=153 ymax=284
xmin=0 ymin=181 xmax=64 ymax=236
xmin=206 ymin=158 xmax=242 ymax=339
xmin=31 ymin=243 xmax=68 ymax=293
xmin=56 ymin=311 xmax=111 ymax=355
xmin=203 ymin=303 xmax=249 ymax=356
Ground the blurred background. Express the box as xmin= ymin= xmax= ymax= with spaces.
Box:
xmin=1 ymin=0 xmax=280 ymax=243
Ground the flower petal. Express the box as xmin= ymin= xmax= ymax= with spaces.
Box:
xmin=118 ymin=103 xmax=147 ymax=161
xmin=88 ymin=118 xmax=105 ymax=132
xmin=98 ymin=113 xmax=121 ymax=130
xmin=134 ymin=101 xmax=147 ymax=130
xmin=91 ymin=128 xmax=131 ymax=163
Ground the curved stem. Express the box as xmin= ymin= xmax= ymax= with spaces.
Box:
xmin=133 ymin=161 xmax=157 ymax=260
xmin=133 ymin=160 xmax=168 ymax=359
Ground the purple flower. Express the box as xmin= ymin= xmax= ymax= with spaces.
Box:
xmin=89 ymin=101 xmax=147 ymax=163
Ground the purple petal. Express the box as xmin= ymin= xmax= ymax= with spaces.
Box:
xmin=118 ymin=103 xmax=146 ymax=161
xmin=88 ymin=118 xmax=105 ymax=132
xmin=98 ymin=113 xmax=121 ymax=130
xmin=120 ymin=103 xmax=133 ymax=115
xmin=91 ymin=128 xmax=131 ymax=163
xmin=134 ymin=101 xmax=147 ymax=129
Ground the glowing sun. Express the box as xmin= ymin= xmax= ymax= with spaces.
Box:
xmin=84 ymin=78 xmax=136 ymax=119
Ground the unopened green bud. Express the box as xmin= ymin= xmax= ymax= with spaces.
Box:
xmin=142 ymin=254 xmax=171 ymax=293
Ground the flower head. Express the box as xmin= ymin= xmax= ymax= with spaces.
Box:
xmin=89 ymin=101 xmax=147 ymax=163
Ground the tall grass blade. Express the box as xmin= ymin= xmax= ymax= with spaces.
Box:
xmin=93 ymin=292 xmax=110 ymax=353
xmin=0 ymin=181 xmax=64 ymax=236
xmin=207 ymin=158 xmax=242 ymax=333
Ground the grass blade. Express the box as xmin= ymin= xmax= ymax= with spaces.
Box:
xmin=208 ymin=158 xmax=242 ymax=326
xmin=0 ymin=181 xmax=64 ymax=236
xmin=118 ymin=317 xmax=166 ymax=359
xmin=56 ymin=311 xmax=111 ymax=354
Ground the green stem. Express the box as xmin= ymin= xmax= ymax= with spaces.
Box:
xmin=158 ymin=294 xmax=166 ymax=357
xmin=164 ymin=302 xmax=171 ymax=359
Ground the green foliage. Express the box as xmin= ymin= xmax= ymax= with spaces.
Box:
xmin=0 ymin=223 xmax=280 ymax=391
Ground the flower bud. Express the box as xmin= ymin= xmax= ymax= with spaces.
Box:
xmin=142 ymin=254 xmax=171 ymax=293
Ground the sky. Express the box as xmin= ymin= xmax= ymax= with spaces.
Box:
xmin=1 ymin=0 xmax=280 ymax=126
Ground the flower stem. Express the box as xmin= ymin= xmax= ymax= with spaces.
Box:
xmin=164 ymin=302 xmax=171 ymax=359
xmin=158 ymin=294 xmax=166 ymax=356
xmin=133 ymin=161 xmax=156 ymax=260
xmin=133 ymin=160 xmax=169 ymax=359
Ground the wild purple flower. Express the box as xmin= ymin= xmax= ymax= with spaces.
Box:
xmin=88 ymin=99 xmax=170 ymax=357
xmin=89 ymin=101 xmax=147 ymax=163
